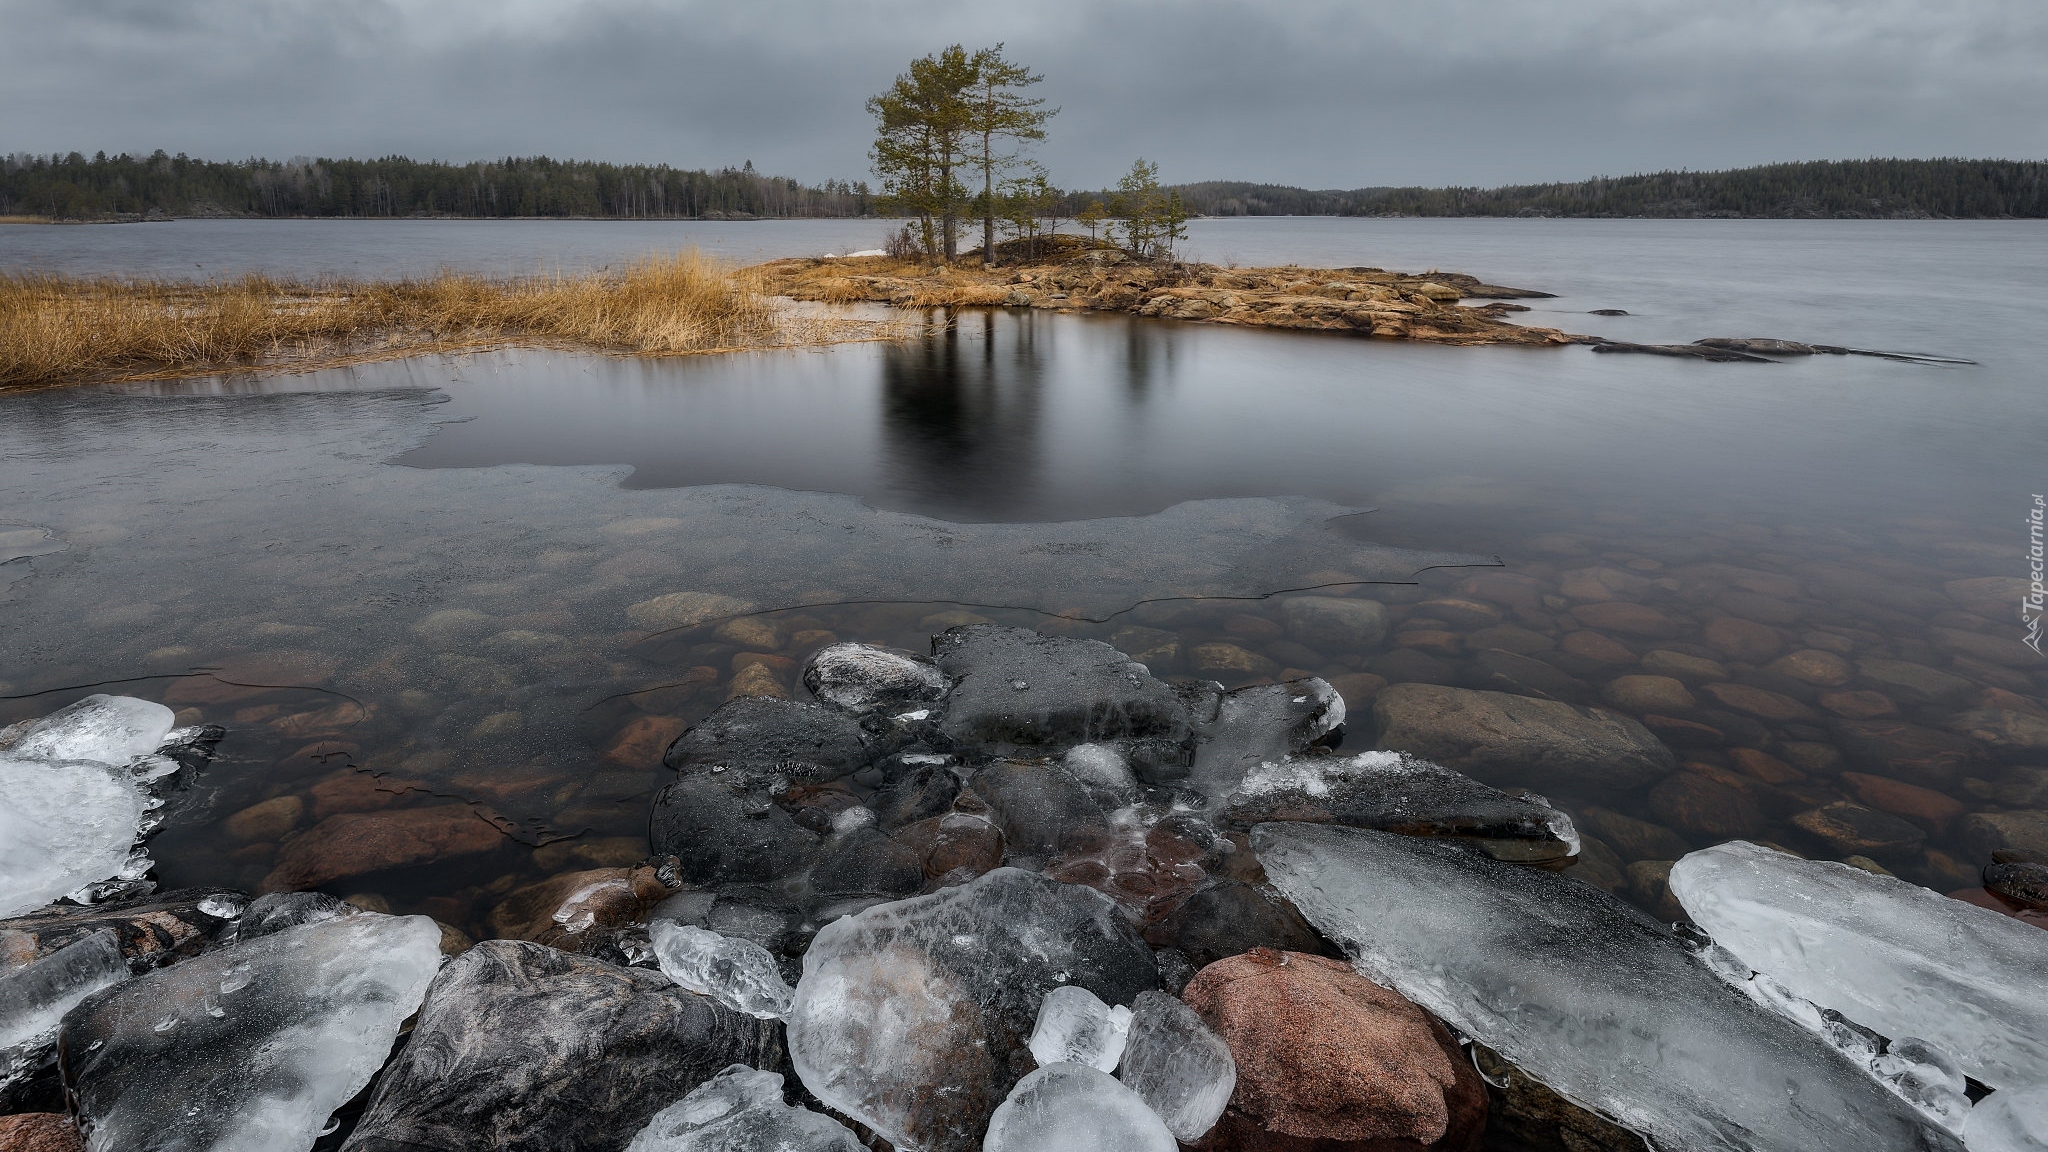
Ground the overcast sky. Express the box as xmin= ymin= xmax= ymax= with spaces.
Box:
xmin=4 ymin=0 xmax=2043 ymax=189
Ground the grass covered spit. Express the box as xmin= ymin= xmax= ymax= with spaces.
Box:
xmin=0 ymin=251 xmax=894 ymax=390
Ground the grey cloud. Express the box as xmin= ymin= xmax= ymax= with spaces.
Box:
xmin=2 ymin=0 xmax=2043 ymax=188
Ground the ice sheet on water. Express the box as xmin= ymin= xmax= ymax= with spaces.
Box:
xmin=10 ymin=695 xmax=174 ymax=767
xmin=1670 ymin=840 xmax=2048 ymax=1090
xmin=0 ymin=929 xmax=127 ymax=1095
xmin=1253 ymin=823 xmax=1962 ymax=1152
xmin=1966 ymin=1085 xmax=2048 ymax=1152
xmin=625 ymin=1063 xmax=863 ymax=1152
xmin=0 ymin=754 xmax=148 ymax=918
xmin=1116 ymin=989 xmax=1235 ymax=1143
xmin=649 ymin=920 xmax=794 ymax=1020
xmin=1683 ymin=928 xmax=1971 ymax=1131
xmin=62 ymin=912 xmax=443 ymax=1152
xmin=1187 ymin=679 xmax=1344 ymax=801
xmin=983 ymin=1063 xmax=1177 ymax=1152
xmin=1028 ymin=985 xmax=1131 ymax=1072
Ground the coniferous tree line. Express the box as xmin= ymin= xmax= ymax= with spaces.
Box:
xmin=1100 ymin=159 xmax=2048 ymax=219
xmin=7 ymin=151 xmax=2040 ymax=224
xmin=0 ymin=152 xmax=873 ymax=220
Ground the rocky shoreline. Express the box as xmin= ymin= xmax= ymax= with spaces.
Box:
xmin=2 ymin=625 xmax=2043 ymax=1152
xmin=757 ymin=253 xmax=1584 ymax=348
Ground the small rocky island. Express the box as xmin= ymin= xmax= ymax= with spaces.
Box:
xmin=760 ymin=250 xmax=1579 ymax=348
xmin=1 ymin=627 xmax=2042 ymax=1152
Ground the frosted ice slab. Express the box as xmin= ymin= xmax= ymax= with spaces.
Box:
xmin=0 ymin=754 xmax=148 ymax=918
xmin=1028 ymin=984 xmax=1131 ymax=1072
xmin=0 ymin=929 xmax=127 ymax=1094
xmin=1222 ymin=750 xmax=1580 ymax=862
xmin=984 ymin=1063 xmax=1177 ymax=1152
xmin=1117 ymin=990 xmax=1235 ymax=1143
xmin=649 ymin=920 xmax=793 ymax=1020
xmin=1966 ymin=1085 xmax=2048 ymax=1152
xmin=1253 ymin=823 xmax=1962 ymax=1152
xmin=62 ymin=912 xmax=444 ymax=1152
xmin=626 ymin=1063 xmax=862 ymax=1152
xmin=10 ymin=695 xmax=174 ymax=767
xmin=1670 ymin=840 xmax=2048 ymax=1089
xmin=1188 ymin=679 xmax=1344 ymax=801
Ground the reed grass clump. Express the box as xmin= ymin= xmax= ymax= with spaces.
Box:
xmin=0 ymin=250 xmax=832 ymax=389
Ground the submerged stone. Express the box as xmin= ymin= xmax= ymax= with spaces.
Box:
xmin=1372 ymin=683 xmax=1674 ymax=793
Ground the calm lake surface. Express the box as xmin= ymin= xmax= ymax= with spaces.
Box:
xmin=1 ymin=217 xmax=2041 ymax=934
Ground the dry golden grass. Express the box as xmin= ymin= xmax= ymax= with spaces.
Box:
xmin=0 ymin=250 xmax=902 ymax=390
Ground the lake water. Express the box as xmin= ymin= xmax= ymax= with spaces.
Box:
xmin=1 ymin=217 xmax=2042 ymax=938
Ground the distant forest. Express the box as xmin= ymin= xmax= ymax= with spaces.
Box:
xmin=3 ymin=153 xmax=2043 ymax=221
xmin=1098 ymin=159 xmax=2048 ymax=220
xmin=0 ymin=152 xmax=873 ymax=220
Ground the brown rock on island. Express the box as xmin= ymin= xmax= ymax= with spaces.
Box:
xmin=758 ymin=247 xmax=1588 ymax=349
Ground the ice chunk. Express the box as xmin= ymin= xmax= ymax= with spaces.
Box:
xmin=1966 ymin=1085 xmax=2048 ymax=1152
xmin=11 ymin=695 xmax=174 ymax=767
xmin=230 ymin=891 xmax=351 ymax=943
xmin=786 ymin=867 xmax=1158 ymax=1151
xmin=1188 ymin=679 xmax=1343 ymax=801
xmin=1116 ymin=989 xmax=1235 ymax=1143
xmin=649 ymin=920 xmax=793 ymax=1020
xmin=802 ymin=642 xmax=950 ymax=718
xmin=1061 ymin=743 xmax=1140 ymax=806
xmin=0 ymin=754 xmax=148 ymax=918
xmin=1253 ymin=823 xmax=1962 ymax=1152
xmin=1874 ymin=1038 xmax=1972 ymax=1134
xmin=1028 ymin=984 xmax=1132 ymax=1071
xmin=626 ymin=1063 xmax=862 ymax=1152
xmin=1669 ymin=840 xmax=2048 ymax=1089
xmin=1 ymin=929 xmax=126 ymax=1094
xmin=983 ymin=1063 xmax=1177 ymax=1152
xmin=1222 ymin=750 xmax=1580 ymax=862
xmin=61 ymin=912 xmax=443 ymax=1152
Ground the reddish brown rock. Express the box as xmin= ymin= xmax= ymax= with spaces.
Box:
xmin=308 ymin=769 xmax=428 ymax=820
xmin=1602 ymin=674 xmax=1696 ymax=714
xmin=1838 ymin=772 xmax=1964 ymax=833
xmin=1767 ymin=649 xmax=1853 ymax=687
xmin=726 ymin=662 xmax=790 ymax=700
xmin=1703 ymin=617 xmax=1783 ymax=663
xmin=892 ymin=812 xmax=1006 ymax=880
xmin=485 ymin=861 xmax=681 ymax=949
xmin=1570 ymin=602 xmax=1684 ymax=639
xmin=1819 ymin=689 xmax=1897 ymax=719
xmin=603 ymin=714 xmax=689 ymax=767
xmin=1184 ymin=949 xmax=1485 ymax=1150
xmin=1792 ymin=802 xmax=1926 ymax=856
xmin=0 ymin=1114 xmax=83 ymax=1152
xmin=1648 ymin=772 xmax=1763 ymax=840
xmin=1395 ymin=629 xmax=1464 ymax=656
xmin=1641 ymin=714 xmax=1724 ymax=747
xmin=1834 ymin=719 xmax=1977 ymax=788
xmin=1413 ymin=598 xmax=1504 ymax=629
xmin=1559 ymin=630 xmax=1635 ymax=665
xmin=1727 ymin=747 xmax=1803 ymax=785
xmin=262 ymin=805 xmax=507 ymax=891
xmin=1698 ymin=681 xmax=1814 ymax=722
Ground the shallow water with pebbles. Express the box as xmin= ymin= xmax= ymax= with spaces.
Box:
xmin=1 ymin=219 xmax=2041 ymax=942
